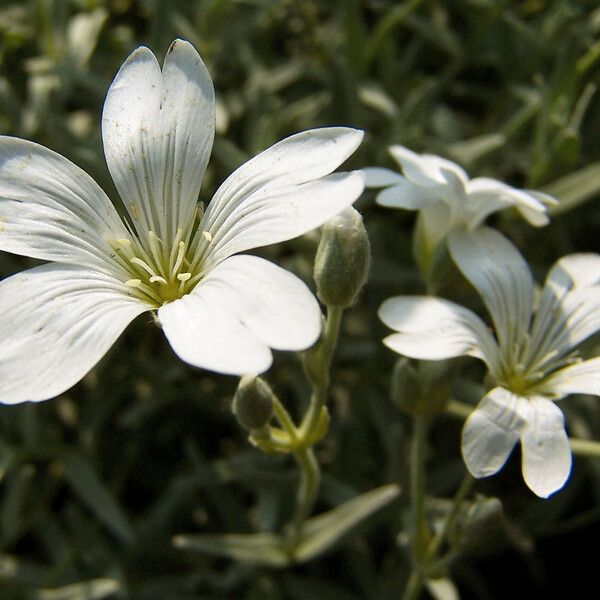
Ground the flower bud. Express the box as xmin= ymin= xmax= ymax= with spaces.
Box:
xmin=391 ymin=358 xmax=451 ymax=416
xmin=232 ymin=376 xmax=274 ymax=431
xmin=450 ymin=496 xmax=504 ymax=554
xmin=313 ymin=207 xmax=371 ymax=307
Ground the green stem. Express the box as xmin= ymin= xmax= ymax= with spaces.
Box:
xmin=426 ymin=473 xmax=474 ymax=559
xmin=271 ymin=397 xmax=300 ymax=443
xmin=402 ymin=416 xmax=429 ymax=600
xmin=445 ymin=398 xmax=600 ymax=458
xmin=570 ymin=438 xmax=600 ymax=458
xmin=301 ymin=305 xmax=343 ymax=436
xmin=410 ymin=416 xmax=429 ymax=561
xmin=291 ymin=447 xmax=321 ymax=533
xmin=403 ymin=472 xmax=474 ymax=600
xmin=289 ymin=304 xmax=344 ymax=539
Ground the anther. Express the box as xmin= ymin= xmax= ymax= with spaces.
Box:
xmin=177 ymin=272 xmax=191 ymax=293
xmin=149 ymin=275 xmax=168 ymax=285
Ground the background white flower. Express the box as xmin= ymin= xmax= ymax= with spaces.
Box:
xmin=0 ymin=39 xmax=365 ymax=404
xmin=378 ymin=226 xmax=600 ymax=497
xmin=364 ymin=146 xmax=556 ymax=265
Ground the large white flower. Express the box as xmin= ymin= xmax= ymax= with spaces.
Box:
xmin=379 ymin=226 xmax=600 ymax=497
xmin=0 ymin=40 xmax=365 ymax=404
xmin=365 ymin=146 xmax=556 ymax=266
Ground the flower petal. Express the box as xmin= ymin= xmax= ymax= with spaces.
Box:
xmin=379 ymin=296 xmax=499 ymax=367
xmin=448 ymin=227 xmax=533 ymax=355
xmin=465 ymin=178 xmax=549 ymax=228
xmin=158 ymin=289 xmax=272 ymax=376
xmin=0 ymin=137 xmax=127 ymax=270
xmin=158 ymin=255 xmax=321 ymax=375
xmin=461 ymin=387 xmax=528 ymax=478
xmin=529 ymin=254 xmax=600 ymax=362
xmin=374 ymin=178 xmax=435 ymax=210
xmin=548 ymin=253 xmax=600 ymax=291
xmin=389 ymin=145 xmax=468 ymax=187
xmin=537 ymin=357 xmax=600 ymax=398
xmin=196 ymin=255 xmax=321 ymax=351
xmin=0 ymin=264 xmax=146 ymax=404
xmin=199 ymin=170 xmax=365 ymax=272
xmin=520 ymin=397 xmax=571 ymax=498
xmin=363 ymin=167 xmax=404 ymax=188
xmin=102 ymin=39 xmax=215 ymax=242
xmin=197 ymin=127 xmax=363 ymax=267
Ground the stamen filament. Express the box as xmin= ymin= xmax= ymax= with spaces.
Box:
xmin=148 ymin=231 xmax=168 ymax=278
xmin=172 ymin=241 xmax=186 ymax=279
xmin=130 ymin=257 xmax=159 ymax=278
xmin=125 ymin=278 xmax=163 ymax=304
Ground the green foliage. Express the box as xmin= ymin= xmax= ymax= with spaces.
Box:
xmin=1 ymin=1 xmax=600 ymax=599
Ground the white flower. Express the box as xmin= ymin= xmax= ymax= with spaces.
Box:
xmin=379 ymin=226 xmax=600 ymax=497
xmin=0 ymin=40 xmax=365 ymax=404
xmin=364 ymin=146 xmax=556 ymax=261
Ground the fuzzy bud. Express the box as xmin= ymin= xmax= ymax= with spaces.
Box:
xmin=314 ymin=207 xmax=371 ymax=307
xmin=391 ymin=358 xmax=451 ymax=416
xmin=451 ymin=496 xmax=504 ymax=554
xmin=232 ymin=376 xmax=274 ymax=431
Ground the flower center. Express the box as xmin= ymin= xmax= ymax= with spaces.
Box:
xmin=110 ymin=227 xmax=208 ymax=307
xmin=497 ymin=337 xmax=577 ymax=397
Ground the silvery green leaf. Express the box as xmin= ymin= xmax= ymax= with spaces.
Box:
xmin=293 ymin=484 xmax=400 ymax=563
xmin=62 ymin=452 xmax=134 ymax=544
xmin=173 ymin=532 xmax=290 ymax=567
xmin=448 ymin=133 xmax=506 ymax=165
xmin=544 ymin=162 xmax=600 ymax=215
xmin=35 ymin=579 xmax=120 ymax=600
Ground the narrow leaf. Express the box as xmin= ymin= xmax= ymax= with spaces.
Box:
xmin=173 ymin=532 xmax=290 ymax=567
xmin=36 ymin=579 xmax=120 ymax=600
xmin=294 ymin=484 xmax=400 ymax=563
xmin=62 ymin=452 xmax=134 ymax=544
xmin=448 ymin=133 xmax=506 ymax=165
xmin=544 ymin=162 xmax=600 ymax=215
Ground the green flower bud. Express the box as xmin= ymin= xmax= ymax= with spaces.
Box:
xmin=314 ymin=207 xmax=371 ymax=307
xmin=232 ymin=376 xmax=274 ymax=431
xmin=391 ymin=358 xmax=451 ymax=416
xmin=450 ymin=496 xmax=504 ymax=553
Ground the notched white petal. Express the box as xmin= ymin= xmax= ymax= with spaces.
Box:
xmin=0 ymin=264 xmax=146 ymax=404
xmin=158 ymin=291 xmax=272 ymax=376
xmin=379 ymin=296 xmax=500 ymax=369
xmin=461 ymin=387 xmax=527 ymax=478
xmin=521 ymin=397 xmax=571 ymax=498
xmin=201 ymin=170 xmax=365 ymax=270
xmin=0 ymin=136 xmax=126 ymax=269
xmin=198 ymin=255 xmax=321 ymax=351
xmin=448 ymin=227 xmax=533 ymax=354
xmin=102 ymin=39 xmax=215 ymax=241
xmin=201 ymin=127 xmax=364 ymax=241
xmin=538 ymin=357 xmax=600 ymax=399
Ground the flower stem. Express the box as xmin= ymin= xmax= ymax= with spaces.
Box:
xmin=291 ymin=447 xmax=320 ymax=532
xmin=410 ymin=415 xmax=429 ymax=563
xmin=570 ymin=437 xmax=600 ymax=458
xmin=289 ymin=304 xmax=344 ymax=539
xmin=301 ymin=305 xmax=343 ymax=436
xmin=403 ymin=472 xmax=474 ymax=600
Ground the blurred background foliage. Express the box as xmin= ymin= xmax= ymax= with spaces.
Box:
xmin=1 ymin=0 xmax=600 ymax=598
